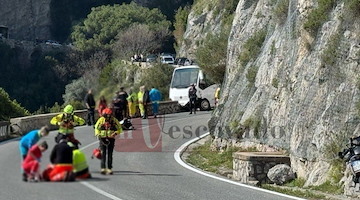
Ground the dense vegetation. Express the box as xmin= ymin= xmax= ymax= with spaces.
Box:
xmin=0 ymin=88 xmax=29 ymax=120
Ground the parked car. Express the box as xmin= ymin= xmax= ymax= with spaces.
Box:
xmin=146 ymin=54 xmax=158 ymax=62
xmin=174 ymin=57 xmax=193 ymax=66
xmin=45 ymin=40 xmax=61 ymax=46
xmin=160 ymin=55 xmax=175 ymax=65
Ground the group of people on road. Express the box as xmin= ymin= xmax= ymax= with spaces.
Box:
xmin=93 ymin=85 xmax=162 ymax=123
xmin=19 ymin=101 xmax=124 ymax=182
xmin=19 ymin=85 xmax=163 ymax=183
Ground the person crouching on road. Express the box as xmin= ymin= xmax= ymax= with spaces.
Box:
xmin=68 ymin=142 xmax=91 ymax=179
xmin=42 ymin=136 xmax=75 ymax=182
xmin=94 ymin=108 xmax=122 ymax=175
xmin=19 ymin=126 xmax=49 ymax=160
xmin=22 ymin=141 xmax=48 ymax=182
xmin=50 ymin=104 xmax=85 ymax=147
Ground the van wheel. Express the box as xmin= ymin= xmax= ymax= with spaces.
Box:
xmin=200 ymin=99 xmax=210 ymax=111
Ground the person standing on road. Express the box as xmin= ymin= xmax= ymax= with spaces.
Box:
xmin=50 ymin=104 xmax=85 ymax=147
xmin=84 ymin=89 xmax=96 ymax=126
xmin=188 ymin=83 xmax=197 ymax=114
xmin=98 ymin=95 xmax=108 ymax=117
xmin=19 ymin=126 xmax=49 ymax=160
xmin=94 ymin=108 xmax=122 ymax=175
xmin=126 ymin=88 xmax=138 ymax=118
xmin=149 ymin=87 xmax=162 ymax=118
xmin=214 ymin=85 xmax=221 ymax=107
xmin=117 ymin=87 xmax=129 ymax=120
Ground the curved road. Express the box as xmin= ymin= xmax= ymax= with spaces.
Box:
xmin=0 ymin=112 xmax=303 ymax=200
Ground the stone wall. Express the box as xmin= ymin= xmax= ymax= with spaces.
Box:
xmin=233 ymin=152 xmax=290 ymax=184
xmin=9 ymin=101 xmax=180 ymax=135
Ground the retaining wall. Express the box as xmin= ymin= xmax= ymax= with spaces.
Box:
xmin=8 ymin=101 xmax=180 ymax=135
xmin=233 ymin=152 xmax=290 ymax=184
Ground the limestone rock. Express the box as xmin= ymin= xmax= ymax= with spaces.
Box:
xmin=267 ymin=164 xmax=295 ymax=185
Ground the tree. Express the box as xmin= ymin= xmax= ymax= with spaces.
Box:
xmin=0 ymin=88 xmax=29 ymax=120
xmin=71 ymin=2 xmax=171 ymax=51
xmin=173 ymin=6 xmax=191 ymax=52
xmin=195 ymin=30 xmax=228 ymax=84
xmin=112 ymin=24 xmax=170 ymax=59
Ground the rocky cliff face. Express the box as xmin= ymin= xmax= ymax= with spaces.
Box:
xmin=183 ymin=0 xmax=360 ymax=190
xmin=177 ymin=1 xmax=225 ymax=59
xmin=0 ymin=0 xmax=51 ymax=41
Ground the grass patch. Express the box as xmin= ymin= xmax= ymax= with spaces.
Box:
xmin=285 ymin=178 xmax=306 ymax=187
xmin=186 ymin=141 xmax=239 ymax=172
xmin=262 ymin=184 xmax=327 ymax=199
xmin=309 ymin=181 xmax=343 ymax=195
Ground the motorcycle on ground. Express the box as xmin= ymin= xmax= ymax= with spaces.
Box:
xmin=339 ymin=136 xmax=360 ymax=183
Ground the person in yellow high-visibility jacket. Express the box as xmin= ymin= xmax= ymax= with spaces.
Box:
xmin=94 ymin=108 xmax=122 ymax=175
xmin=126 ymin=88 xmax=138 ymax=118
xmin=68 ymin=142 xmax=91 ymax=179
xmin=137 ymin=86 xmax=145 ymax=118
xmin=214 ymin=85 xmax=221 ymax=107
xmin=50 ymin=104 xmax=85 ymax=147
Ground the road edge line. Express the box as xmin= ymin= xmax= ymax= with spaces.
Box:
xmin=173 ymin=132 xmax=306 ymax=200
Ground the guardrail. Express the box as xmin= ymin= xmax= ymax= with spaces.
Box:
xmin=0 ymin=121 xmax=10 ymax=140
xmin=1 ymin=101 xmax=180 ymax=142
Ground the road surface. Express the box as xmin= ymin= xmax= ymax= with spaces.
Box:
xmin=0 ymin=112 xmax=303 ymax=200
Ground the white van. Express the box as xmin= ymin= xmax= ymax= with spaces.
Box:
xmin=169 ymin=65 xmax=218 ymax=110
xmin=160 ymin=55 xmax=175 ymax=65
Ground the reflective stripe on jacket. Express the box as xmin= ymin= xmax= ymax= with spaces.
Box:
xmin=50 ymin=113 xmax=85 ymax=134
xmin=94 ymin=117 xmax=122 ymax=138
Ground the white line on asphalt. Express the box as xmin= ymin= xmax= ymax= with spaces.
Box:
xmin=80 ymin=181 xmax=124 ymax=200
xmin=78 ymin=114 xmax=205 ymax=200
xmin=174 ymin=132 xmax=306 ymax=200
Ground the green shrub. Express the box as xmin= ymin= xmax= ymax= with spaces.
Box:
xmin=273 ymin=0 xmax=289 ymax=24
xmin=0 ymin=88 xmax=29 ymax=120
xmin=195 ymin=29 xmax=229 ymax=84
xmin=321 ymin=33 xmax=341 ymax=66
xmin=238 ymin=29 xmax=267 ymax=66
xmin=272 ymin=78 xmax=279 ymax=88
xmin=139 ymin=63 xmax=174 ymax=100
xmin=173 ymin=6 xmax=191 ymax=52
xmin=242 ymin=116 xmax=261 ymax=138
xmin=344 ymin=0 xmax=360 ymax=18
xmin=246 ymin=66 xmax=259 ymax=84
xmin=303 ymin=0 xmax=336 ymax=35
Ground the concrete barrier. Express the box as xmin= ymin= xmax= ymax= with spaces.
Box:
xmin=8 ymin=101 xmax=180 ymax=135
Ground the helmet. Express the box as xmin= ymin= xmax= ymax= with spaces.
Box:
xmin=102 ymin=108 xmax=112 ymax=115
xmin=92 ymin=148 xmax=102 ymax=159
xmin=64 ymin=105 xmax=74 ymax=114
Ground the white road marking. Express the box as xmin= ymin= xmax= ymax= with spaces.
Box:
xmin=174 ymin=132 xmax=306 ymax=200
xmin=78 ymin=114 xmax=204 ymax=200
xmin=80 ymin=181 xmax=124 ymax=200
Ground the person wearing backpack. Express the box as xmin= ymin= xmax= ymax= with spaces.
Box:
xmin=50 ymin=104 xmax=85 ymax=147
xmin=117 ymin=87 xmax=128 ymax=120
xmin=42 ymin=136 xmax=75 ymax=182
xmin=94 ymin=108 xmax=122 ymax=175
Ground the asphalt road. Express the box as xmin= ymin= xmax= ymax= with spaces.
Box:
xmin=0 ymin=111 xmax=303 ymax=200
